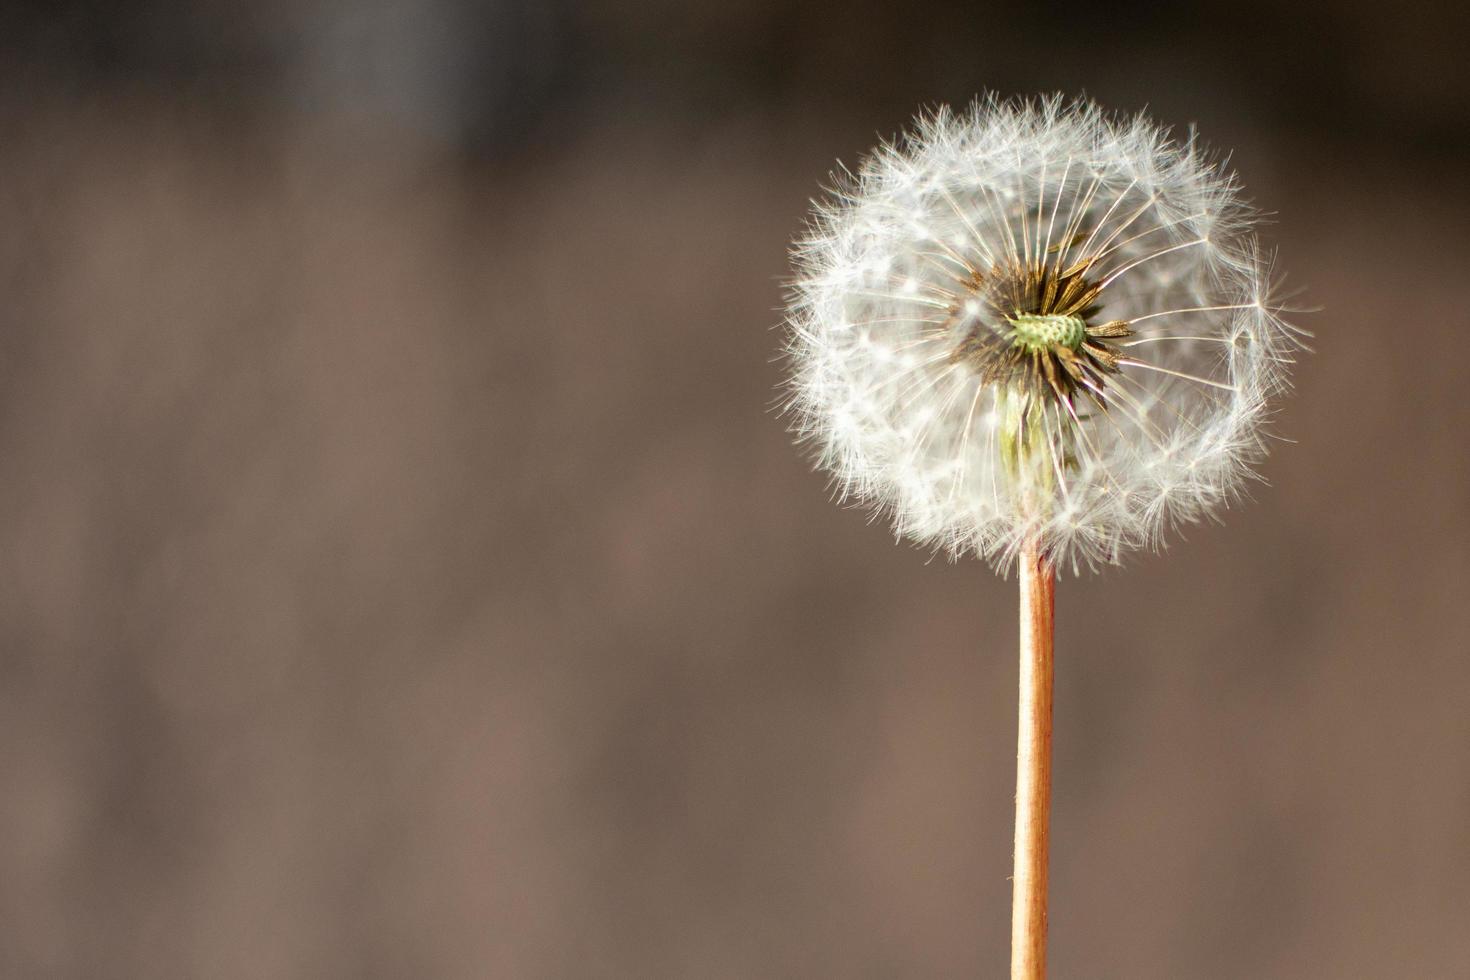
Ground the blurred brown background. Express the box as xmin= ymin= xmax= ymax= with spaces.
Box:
xmin=1 ymin=1 xmax=1468 ymax=977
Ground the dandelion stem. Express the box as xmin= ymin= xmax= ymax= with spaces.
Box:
xmin=1011 ymin=542 xmax=1054 ymax=980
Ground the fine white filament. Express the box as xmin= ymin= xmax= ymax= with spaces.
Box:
xmin=784 ymin=96 xmax=1302 ymax=572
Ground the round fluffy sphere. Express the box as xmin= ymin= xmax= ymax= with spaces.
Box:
xmin=783 ymin=96 xmax=1302 ymax=571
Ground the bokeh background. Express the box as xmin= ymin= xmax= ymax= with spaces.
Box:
xmin=2 ymin=1 xmax=1468 ymax=977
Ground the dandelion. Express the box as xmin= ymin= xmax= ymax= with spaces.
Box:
xmin=780 ymin=95 xmax=1303 ymax=978
xmin=785 ymin=95 xmax=1300 ymax=571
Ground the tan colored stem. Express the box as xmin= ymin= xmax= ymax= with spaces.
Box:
xmin=1011 ymin=543 xmax=1055 ymax=980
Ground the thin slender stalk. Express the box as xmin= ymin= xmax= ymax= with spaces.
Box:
xmin=1011 ymin=543 xmax=1055 ymax=979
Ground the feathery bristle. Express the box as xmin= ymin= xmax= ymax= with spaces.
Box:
xmin=782 ymin=95 xmax=1304 ymax=572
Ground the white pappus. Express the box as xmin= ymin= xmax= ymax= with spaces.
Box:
xmin=783 ymin=95 xmax=1304 ymax=572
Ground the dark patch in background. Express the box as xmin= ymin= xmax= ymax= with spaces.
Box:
xmin=1 ymin=1 xmax=1467 ymax=976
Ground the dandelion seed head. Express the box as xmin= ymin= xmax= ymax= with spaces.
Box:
xmin=782 ymin=95 xmax=1303 ymax=572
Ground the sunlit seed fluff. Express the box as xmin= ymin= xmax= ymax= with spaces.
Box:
xmin=782 ymin=95 xmax=1304 ymax=572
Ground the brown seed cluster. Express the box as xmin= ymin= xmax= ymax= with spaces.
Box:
xmin=949 ymin=256 xmax=1133 ymax=410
